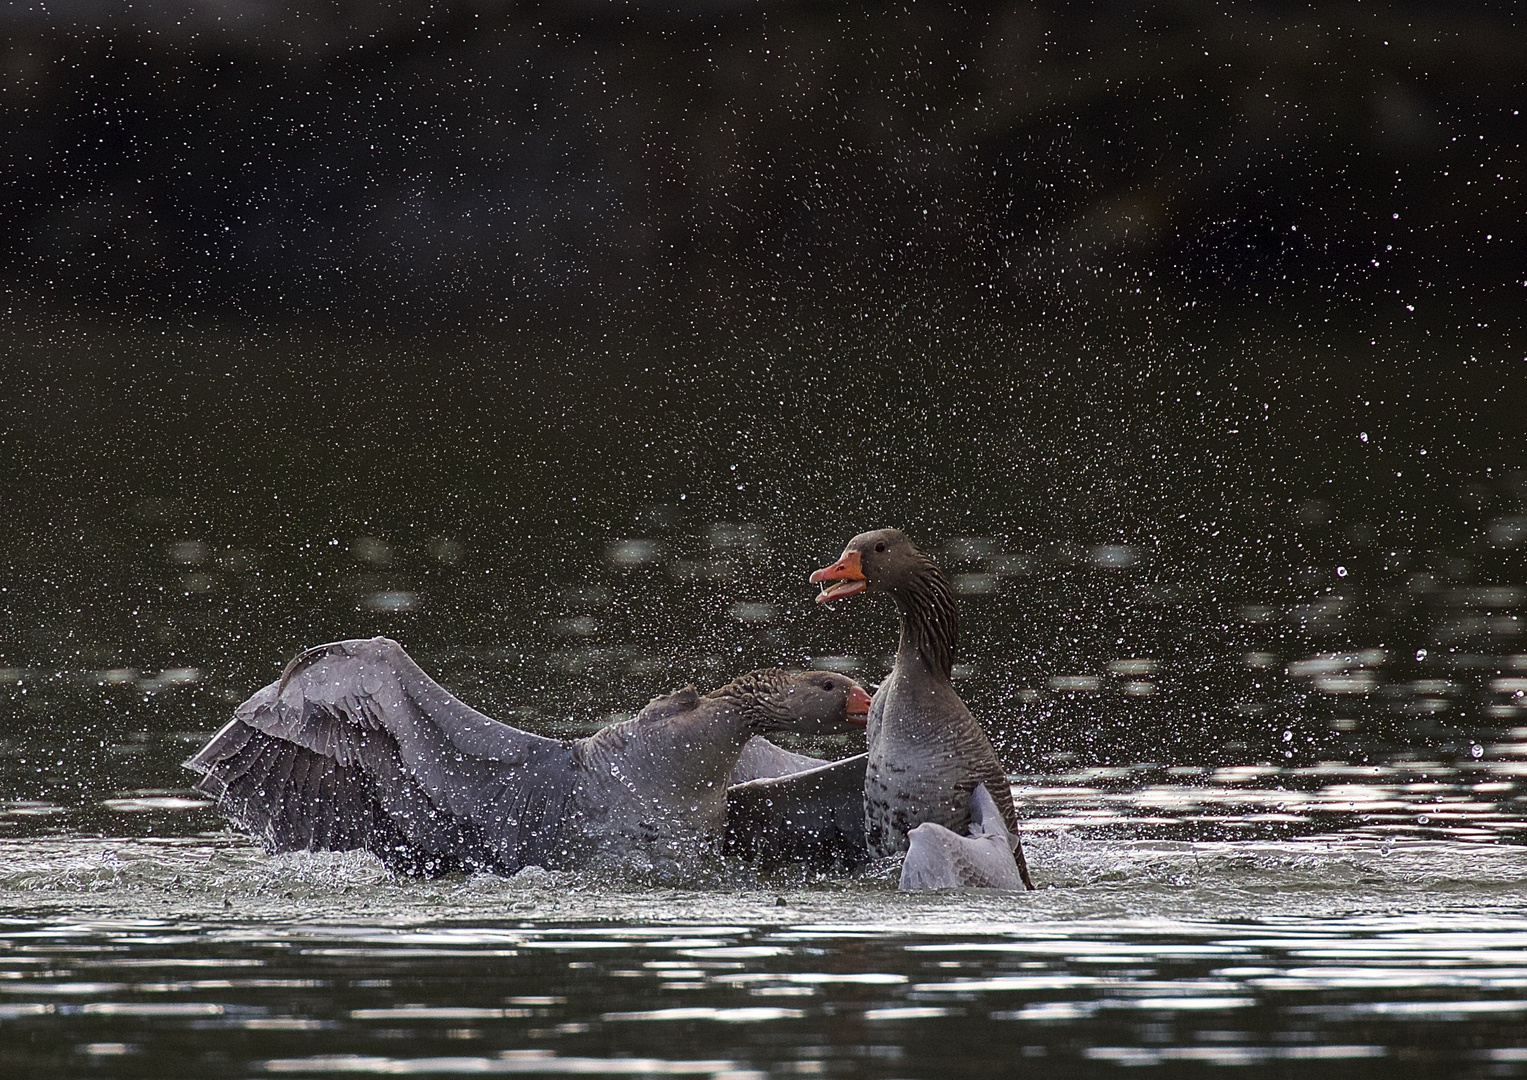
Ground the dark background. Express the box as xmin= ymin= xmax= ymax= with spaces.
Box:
xmin=1 ymin=0 xmax=1522 ymax=329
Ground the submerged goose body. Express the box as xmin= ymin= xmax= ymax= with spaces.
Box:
xmin=723 ymin=751 xmax=870 ymax=871
xmin=187 ymin=637 xmax=868 ymax=876
xmin=811 ymin=528 xmax=1034 ymax=889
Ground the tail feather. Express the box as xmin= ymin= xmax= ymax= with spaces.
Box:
xmin=966 ymin=783 xmax=1019 ymax=852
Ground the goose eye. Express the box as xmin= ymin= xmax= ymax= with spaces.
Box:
xmin=874 ymin=541 xmax=887 ymax=553
xmin=821 ymin=680 xmax=835 ymax=692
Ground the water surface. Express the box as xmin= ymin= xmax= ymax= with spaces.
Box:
xmin=6 ymin=836 xmax=1527 ymax=1077
xmin=3 ymin=315 xmax=1524 ymax=1074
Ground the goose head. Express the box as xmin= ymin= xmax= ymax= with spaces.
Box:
xmin=809 ymin=527 xmax=925 ymax=603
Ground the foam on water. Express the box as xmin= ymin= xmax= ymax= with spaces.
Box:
xmin=4 ymin=831 xmax=1527 ymax=926
xmin=5 ymin=842 xmax=1527 ymax=1079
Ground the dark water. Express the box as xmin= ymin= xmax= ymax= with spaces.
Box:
xmin=3 ymin=309 xmax=1525 ymax=1074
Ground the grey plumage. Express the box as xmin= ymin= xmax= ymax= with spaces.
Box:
xmin=813 ymin=528 xmax=1034 ymax=890
xmin=187 ymin=637 xmax=865 ymax=876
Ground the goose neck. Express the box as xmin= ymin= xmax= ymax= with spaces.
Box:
xmin=703 ymin=670 xmax=794 ymax=732
xmin=891 ymin=558 xmax=958 ymax=681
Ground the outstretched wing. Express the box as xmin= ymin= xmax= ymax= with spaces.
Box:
xmin=724 ymin=753 xmax=869 ymax=872
xmin=727 ymin=736 xmax=833 ymax=786
xmin=186 ymin=637 xmax=577 ymax=875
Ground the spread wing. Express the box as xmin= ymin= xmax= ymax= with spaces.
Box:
xmin=727 ymin=736 xmax=833 ymax=786
xmin=185 ymin=637 xmax=577 ymax=875
xmin=723 ymin=753 xmax=869 ymax=872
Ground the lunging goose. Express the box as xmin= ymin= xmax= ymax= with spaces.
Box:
xmin=187 ymin=637 xmax=870 ymax=876
xmin=811 ymin=528 xmax=1034 ymax=889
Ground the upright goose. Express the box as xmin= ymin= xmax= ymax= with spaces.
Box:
xmin=811 ymin=528 xmax=1033 ymax=889
xmin=187 ymin=637 xmax=869 ymax=876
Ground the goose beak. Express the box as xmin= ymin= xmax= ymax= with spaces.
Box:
xmin=810 ymin=549 xmax=866 ymax=603
xmin=845 ymin=684 xmax=872 ymax=726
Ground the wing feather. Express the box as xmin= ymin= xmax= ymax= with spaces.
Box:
xmin=186 ymin=637 xmax=577 ymax=875
xmin=727 ymin=737 xmax=833 ymax=786
xmin=724 ymin=753 xmax=869 ymax=872
xmin=900 ymin=786 xmax=1028 ymax=890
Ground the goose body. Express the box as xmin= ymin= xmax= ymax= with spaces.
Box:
xmin=187 ymin=637 xmax=868 ymax=876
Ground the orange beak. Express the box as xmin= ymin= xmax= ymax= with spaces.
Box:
xmin=809 ymin=548 xmax=866 ymax=603
xmin=844 ymin=683 xmax=872 ymax=726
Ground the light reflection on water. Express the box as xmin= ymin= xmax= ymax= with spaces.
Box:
xmin=2 ymin=517 xmax=1525 ymax=846
xmin=7 ymin=892 xmax=1527 ymax=1077
xmin=2 ymin=510 xmax=1524 ymax=1074
xmin=12 ymin=755 xmax=1527 ymax=850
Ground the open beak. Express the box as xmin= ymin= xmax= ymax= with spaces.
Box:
xmin=809 ymin=548 xmax=866 ymax=603
xmin=844 ymin=684 xmax=872 ymax=726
